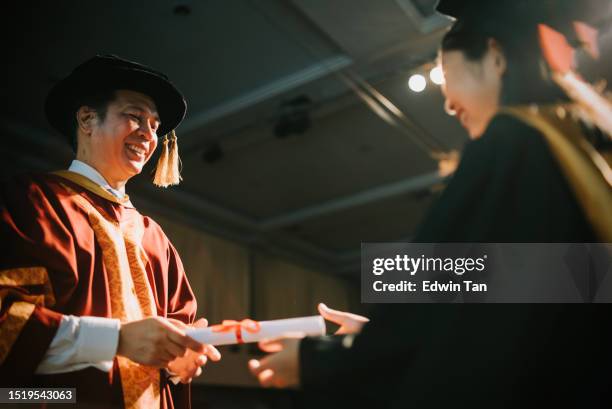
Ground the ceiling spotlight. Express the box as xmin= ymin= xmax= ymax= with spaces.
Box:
xmin=408 ymin=74 xmax=426 ymax=92
xmin=429 ymin=66 xmax=444 ymax=85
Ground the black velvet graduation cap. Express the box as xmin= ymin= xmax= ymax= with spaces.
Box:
xmin=435 ymin=0 xmax=611 ymax=32
xmin=45 ymin=54 xmax=186 ymax=143
xmin=435 ymin=0 xmax=471 ymax=19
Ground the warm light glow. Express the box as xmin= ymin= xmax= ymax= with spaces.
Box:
xmin=429 ymin=66 xmax=444 ymax=85
xmin=408 ymin=74 xmax=426 ymax=92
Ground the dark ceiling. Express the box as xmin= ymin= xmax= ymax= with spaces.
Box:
xmin=1 ymin=0 xmax=472 ymax=275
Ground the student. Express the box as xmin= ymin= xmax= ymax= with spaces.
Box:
xmin=249 ymin=1 xmax=612 ymax=407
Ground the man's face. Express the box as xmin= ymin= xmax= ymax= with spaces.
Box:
xmin=85 ymin=89 xmax=160 ymax=184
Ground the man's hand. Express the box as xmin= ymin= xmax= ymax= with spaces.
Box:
xmin=248 ymin=335 xmax=302 ymax=389
xmin=117 ymin=317 xmax=206 ymax=368
xmin=166 ymin=318 xmax=222 ymax=383
xmin=318 ymin=303 xmax=369 ymax=335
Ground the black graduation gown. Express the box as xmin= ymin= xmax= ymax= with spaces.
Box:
xmin=298 ymin=113 xmax=611 ymax=408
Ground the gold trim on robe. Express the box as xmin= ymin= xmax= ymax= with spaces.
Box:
xmin=63 ymin=185 xmax=160 ymax=409
xmin=0 ymin=302 xmax=36 ymax=365
xmin=501 ymin=105 xmax=612 ymax=241
xmin=52 ymin=170 xmax=134 ymax=207
xmin=0 ymin=267 xmax=54 ymax=364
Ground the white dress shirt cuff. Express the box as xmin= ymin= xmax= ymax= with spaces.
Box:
xmin=75 ymin=316 xmax=121 ymax=363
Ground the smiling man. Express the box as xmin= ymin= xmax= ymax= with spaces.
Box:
xmin=0 ymin=55 xmax=220 ymax=409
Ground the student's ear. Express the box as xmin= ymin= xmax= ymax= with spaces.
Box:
xmin=488 ymin=38 xmax=507 ymax=76
xmin=76 ymin=106 xmax=98 ymax=135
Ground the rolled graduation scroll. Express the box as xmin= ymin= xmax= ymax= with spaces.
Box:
xmin=185 ymin=315 xmax=326 ymax=346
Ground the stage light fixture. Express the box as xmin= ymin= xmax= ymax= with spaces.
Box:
xmin=408 ymin=74 xmax=426 ymax=92
xmin=429 ymin=66 xmax=444 ymax=85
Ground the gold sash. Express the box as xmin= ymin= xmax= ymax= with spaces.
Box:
xmin=60 ymin=182 xmax=160 ymax=409
xmin=501 ymin=105 xmax=612 ymax=241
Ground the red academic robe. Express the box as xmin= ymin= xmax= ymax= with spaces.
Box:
xmin=0 ymin=171 xmax=197 ymax=409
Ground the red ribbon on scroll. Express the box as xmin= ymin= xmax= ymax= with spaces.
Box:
xmin=210 ymin=319 xmax=261 ymax=344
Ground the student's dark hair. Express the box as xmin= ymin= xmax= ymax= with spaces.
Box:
xmin=71 ymin=90 xmax=117 ymax=152
xmin=440 ymin=13 xmax=568 ymax=106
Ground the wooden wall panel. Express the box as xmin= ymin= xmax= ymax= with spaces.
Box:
xmin=151 ymin=213 xmax=250 ymax=325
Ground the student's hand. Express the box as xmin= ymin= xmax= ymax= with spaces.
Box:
xmin=318 ymin=303 xmax=369 ymax=335
xmin=248 ymin=336 xmax=302 ymax=388
xmin=166 ymin=318 xmax=222 ymax=383
xmin=117 ymin=317 xmax=206 ymax=368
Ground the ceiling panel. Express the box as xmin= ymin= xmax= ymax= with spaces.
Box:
xmin=179 ymin=96 xmax=440 ymax=219
xmin=288 ymin=189 xmax=439 ymax=252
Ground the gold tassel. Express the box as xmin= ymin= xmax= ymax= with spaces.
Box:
xmin=166 ymin=130 xmax=182 ymax=185
xmin=153 ymin=130 xmax=182 ymax=187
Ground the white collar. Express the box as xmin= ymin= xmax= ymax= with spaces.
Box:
xmin=68 ymin=160 xmax=127 ymax=199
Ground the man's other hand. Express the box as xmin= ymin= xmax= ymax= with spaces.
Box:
xmin=166 ymin=318 xmax=222 ymax=383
